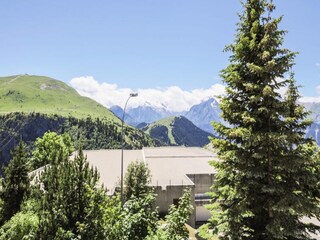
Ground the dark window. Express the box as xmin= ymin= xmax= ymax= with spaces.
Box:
xmin=173 ymin=198 xmax=179 ymax=207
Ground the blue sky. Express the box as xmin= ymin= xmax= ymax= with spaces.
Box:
xmin=0 ymin=0 xmax=319 ymax=109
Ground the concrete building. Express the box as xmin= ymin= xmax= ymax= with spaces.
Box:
xmin=31 ymin=146 xmax=320 ymax=238
xmin=80 ymin=146 xmax=217 ymax=227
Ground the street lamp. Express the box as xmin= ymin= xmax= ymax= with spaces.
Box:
xmin=120 ymin=92 xmax=138 ymax=206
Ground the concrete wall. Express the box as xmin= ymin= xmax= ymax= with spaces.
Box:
xmin=187 ymin=174 xmax=215 ymax=194
xmin=196 ymin=206 xmax=211 ymax=222
xmin=188 ymin=174 xmax=215 ymax=223
xmin=153 ymin=174 xmax=215 ymax=227
xmin=154 ymin=185 xmax=196 ymax=227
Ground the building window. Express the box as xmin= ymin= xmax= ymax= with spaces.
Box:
xmin=173 ymin=198 xmax=179 ymax=207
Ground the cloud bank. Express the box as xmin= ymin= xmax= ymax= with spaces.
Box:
xmin=305 ymin=64 xmax=320 ymax=102
xmin=69 ymin=76 xmax=226 ymax=112
xmin=299 ymin=84 xmax=320 ymax=103
xmin=299 ymin=97 xmax=320 ymax=103
xmin=70 ymin=76 xmax=320 ymax=111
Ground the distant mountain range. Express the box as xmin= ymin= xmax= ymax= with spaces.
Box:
xmin=110 ymin=97 xmax=222 ymax=134
xmin=110 ymin=97 xmax=320 ymax=146
xmin=0 ymin=74 xmax=218 ymax=169
xmin=184 ymin=98 xmax=223 ymax=134
xmin=6 ymin=73 xmax=320 ymax=172
xmin=109 ymin=105 xmax=139 ymax=126
xmin=301 ymin=102 xmax=320 ymax=145
xmin=127 ymin=105 xmax=178 ymax=124
xmin=302 ymin=102 xmax=320 ymax=123
xmin=2 ymin=74 xmax=320 ymax=161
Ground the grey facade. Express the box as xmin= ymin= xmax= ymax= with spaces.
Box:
xmin=80 ymin=146 xmax=217 ymax=227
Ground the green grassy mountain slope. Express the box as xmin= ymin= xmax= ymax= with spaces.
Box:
xmin=0 ymin=75 xmax=157 ymax=172
xmin=0 ymin=74 xmax=119 ymax=122
xmin=143 ymin=116 xmax=215 ymax=147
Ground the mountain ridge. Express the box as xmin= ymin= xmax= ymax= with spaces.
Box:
xmin=109 ymin=105 xmax=140 ymax=126
xmin=113 ymin=97 xmax=222 ymax=135
xmin=0 ymin=74 xmax=119 ymax=122
xmin=0 ymin=75 xmax=156 ymax=172
xmin=184 ymin=98 xmax=222 ymax=134
xmin=142 ymin=115 xmax=214 ymax=147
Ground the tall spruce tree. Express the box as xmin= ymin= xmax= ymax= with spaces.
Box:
xmin=206 ymin=0 xmax=320 ymax=239
xmin=0 ymin=140 xmax=30 ymax=225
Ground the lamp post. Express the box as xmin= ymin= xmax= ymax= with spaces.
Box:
xmin=120 ymin=92 xmax=138 ymax=206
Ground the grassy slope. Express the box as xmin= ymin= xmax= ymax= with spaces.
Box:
xmin=144 ymin=116 xmax=213 ymax=146
xmin=145 ymin=116 xmax=176 ymax=144
xmin=0 ymin=75 xmax=120 ymax=123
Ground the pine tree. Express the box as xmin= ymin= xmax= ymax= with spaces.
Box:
xmin=120 ymin=161 xmax=158 ymax=240
xmin=0 ymin=200 xmax=39 ymax=240
xmin=37 ymin=147 xmax=107 ymax=239
xmin=163 ymin=188 xmax=193 ymax=240
xmin=0 ymin=140 xmax=30 ymax=225
xmin=205 ymin=0 xmax=320 ymax=239
xmin=121 ymin=193 xmax=158 ymax=240
xmin=146 ymin=188 xmax=193 ymax=240
xmin=124 ymin=160 xmax=151 ymax=201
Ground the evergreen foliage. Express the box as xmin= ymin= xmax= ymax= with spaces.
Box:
xmin=0 ymin=131 xmax=194 ymax=239
xmin=0 ymin=112 xmax=155 ymax=173
xmin=163 ymin=188 xmax=193 ymax=239
xmin=146 ymin=188 xmax=193 ymax=240
xmin=0 ymin=211 xmax=38 ymax=240
xmin=0 ymin=140 xmax=30 ymax=225
xmin=103 ymin=196 xmax=125 ymax=239
xmin=120 ymin=161 xmax=158 ymax=239
xmin=0 ymin=200 xmax=39 ymax=240
xmin=30 ymin=131 xmax=74 ymax=169
xmin=204 ymin=0 xmax=320 ymax=239
xmin=37 ymin=148 xmax=107 ymax=239
xmin=124 ymin=161 xmax=152 ymax=201
xmin=121 ymin=193 xmax=158 ymax=240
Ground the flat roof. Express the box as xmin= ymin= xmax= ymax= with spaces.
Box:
xmin=144 ymin=147 xmax=217 ymax=188
xmin=74 ymin=149 xmax=143 ymax=195
xmin=76 ymin=147 xmax=217 ymax=195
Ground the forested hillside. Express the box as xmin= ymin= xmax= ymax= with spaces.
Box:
xmin=0 ymin=75 xmax=156 ymax=171
xmin=143 ymin=116 xmax=214 ymax=147
xmin=0 ymin=112 xmax=155 ymax=170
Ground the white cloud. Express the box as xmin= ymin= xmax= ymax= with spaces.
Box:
xmin=316 ymin=63 xmax=320 ymax=67
xmin=69 ymin=76 xmax=225 ymax=112
xmin=275 ymin=77 xmax=287 ymax=97
xmin=70 ymin=76 xmax=320 ymax=109
xmin=299 ymin=85 xmax=320 ymax=103
xmin=299 ymin=97 xmax=320 ymax=103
